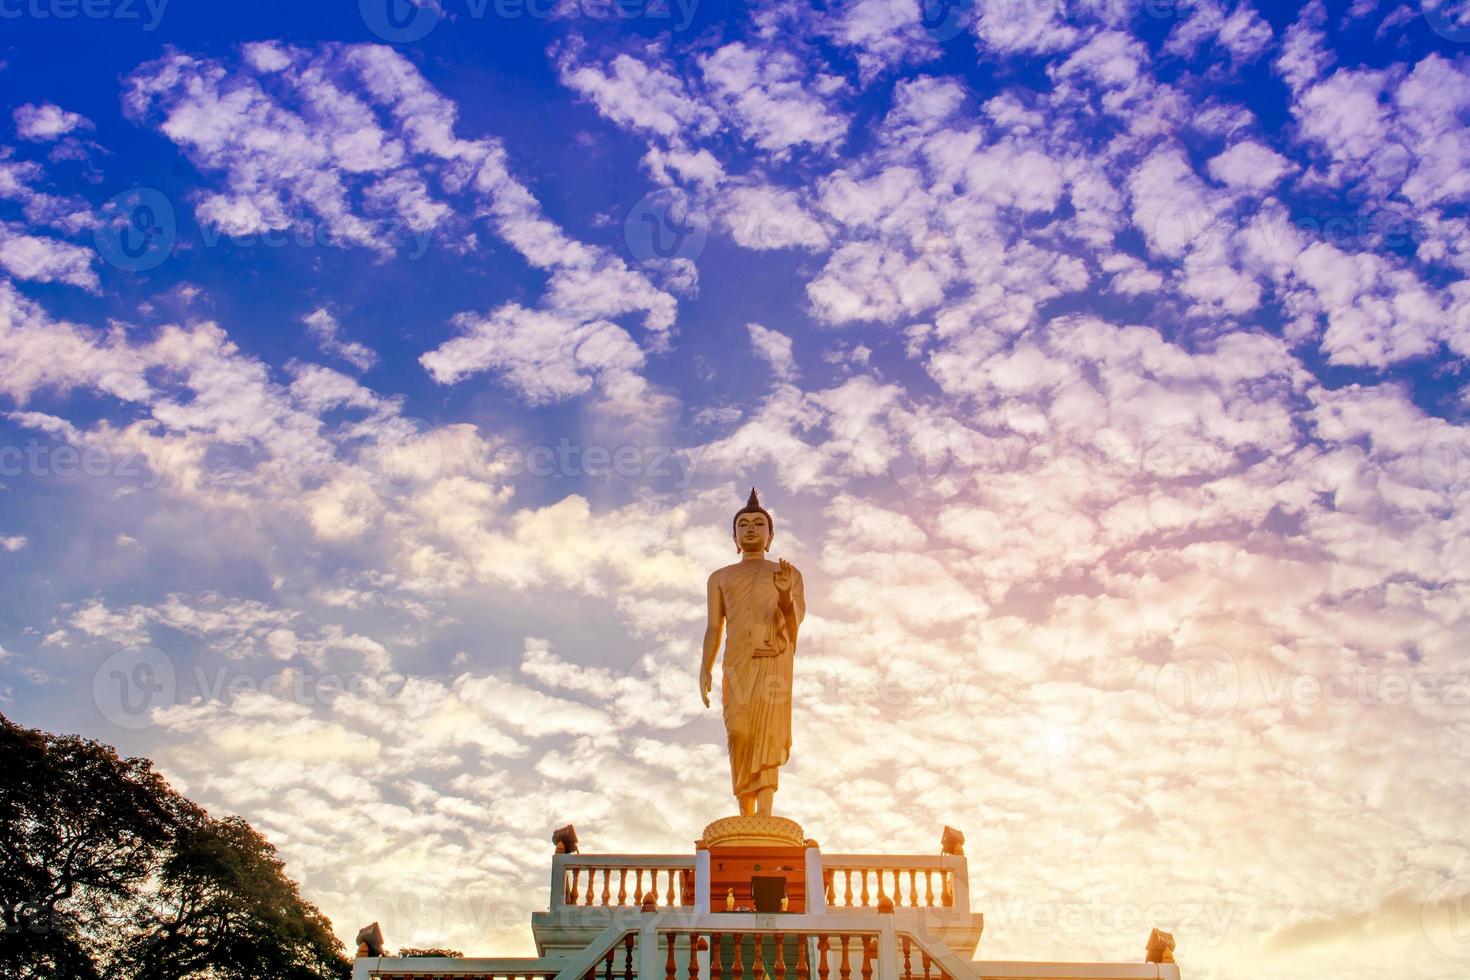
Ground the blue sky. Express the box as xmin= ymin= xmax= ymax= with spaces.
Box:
xmin=2 ymin=1 xmax=1470 ymax=977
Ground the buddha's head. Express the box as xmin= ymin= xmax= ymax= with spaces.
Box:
xmin=732 ymin=487 xmax=774 ymax=554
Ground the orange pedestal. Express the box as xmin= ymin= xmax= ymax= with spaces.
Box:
xmin=707 ymin=845 xmax=807 ymax=913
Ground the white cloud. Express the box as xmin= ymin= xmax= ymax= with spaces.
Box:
xmin=3 ymin=23 xmax=1470 ymax=980
xmin=301 ymin=308 xmax=377 ymax=372
xmin=747 ymin=322 xmax=798 ymax=382
xmin=699 ymin=43 xmax=850 ymax=155
xmin=973 ymin=0 xmax=1080 ymax=55
xmin=556 ymin=49 xmax=720 ymax=141
xmin=13 ymin=103 xmax=93 ymax=141
xmin=0 ymin=227 xmax=97 ymax=290
xmin=1208 ymin=140 xmax=1297 ymax=192
xmin=718 ymin=185 xmax=829 ymax=251
xmin=1166 ymin=1 xmax=1273 ymax=63
xmin=421 ymin=304 xmax=644 ymax=404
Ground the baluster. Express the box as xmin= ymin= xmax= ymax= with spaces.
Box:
xmin=666 ymin=869 xmax=675 ymax=907
xmin=666 ymin=932 xmax=678 ymax=980
xmin=619 ymin=868 xmax=628 ymax=905
xmin=816 ymin=936 xmax=830 ymax=980
xmin=908 ymin=870 xmax=918 ymax=907
xmin=733 ymin=933 xmax=745 ymax=980
xmin=584 ymin=964 xmax=597 ymax=980
xmin=824 ymin=870 xmax=835 ymax=906
xmin=635 ymin=869 xmax=645 ymax=905
xmin=569 ymin=868 xmax=581 ymax=905
xmin=860 ymin=938 xmax=874 ymax=980
xmin=624 ymin=934 xmax=636 ymax=980
xmin=796 ymin=934 xmax=809 ymax=980
xmin=902 ymin=936 xmax=913 ymax=980
xmin=602 ymin=868 xmax=612 ymax=906
xmin=774 ymin=933 xmax=787 ymax=980
xmin=921 ymin=949 xmax=933 ymax=980
xmin=838 ymin=935 xmax=851 ymax=980
xmin=843 ymin=870 xmax=853 ymax=907
xmin=893 ymin=870 xmax=902 ymax=906
xmin=876 ymin=870 xmax=886 ymax=906
xmin=690 ymin=934 xmax=704 ymax=980
xmin=753 ymin=933 xmax=765 ymax=980
xmin=585 ymin=869 xmax=595 ymax=906
xmin=604 ymin=946 xmax=615 ymax=980
xmin=711 ymin=934 xmax=723 ymax=980
xmin=940 ymin=871 xmax=953 ymax=907
xmin=924 ymin=871 xmax=935 ymax=908
xmin=859 ymin=871 xmax=869 ymax=908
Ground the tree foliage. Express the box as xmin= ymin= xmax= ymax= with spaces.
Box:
xmin=0 ymin=712 xmax=350 ymax=980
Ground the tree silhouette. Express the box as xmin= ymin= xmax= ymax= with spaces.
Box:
xmin=0 ymin=713 xmax=349 ymax=980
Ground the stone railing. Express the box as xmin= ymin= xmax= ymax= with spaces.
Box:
xmin=899 ymin=935 xmax=955 ymax=980
xmin=554 ymin=855 xmax=699 ymax=910
xmin=361 ymin=956 xmax=563 ymax=979
xmin=818 ymin=856 xmax=966 ymax=911
xmin=357 ymin=912 xmax=1180 ymax=980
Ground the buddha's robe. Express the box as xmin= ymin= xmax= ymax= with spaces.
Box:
xmin=709 ymin=559 xmax=805 ymax=797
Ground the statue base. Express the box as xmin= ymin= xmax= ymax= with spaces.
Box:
xmin=698 ymin=816 xmax=808 ymax=912
xmin=699 ymin=814 xmax=805 ymax=848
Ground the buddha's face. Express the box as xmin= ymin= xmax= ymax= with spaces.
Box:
xmin=734 ymin=512 xmax=772 ymax=553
